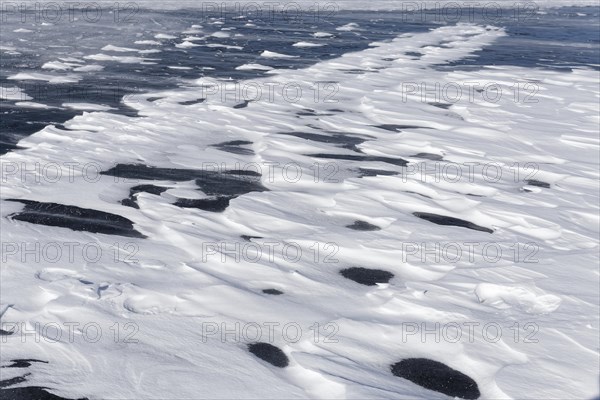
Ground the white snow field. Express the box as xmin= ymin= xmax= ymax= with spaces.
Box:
xmin=1 ymin=11 xmax=599 ymax=400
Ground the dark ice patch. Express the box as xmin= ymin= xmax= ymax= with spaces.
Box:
xmin=224 ymin=169 xmax=262 ymax=177
xmin=178 ymin=98 xmax=205 ymax=105
xmin=248 ymin=343 xmax=289 ymax=368
xmin=278 ymin=131 xmax=367 ymax=152
xmin=405 ymin=51 xmax=423 ymax=57
xmin=122 ymin=184 xmax=169 ymax=209
xmin=413 ymin=212 xmax=493 ymax=233
xmin=212 ymin=140 xmax=254 ymax=155
xmin=341 ymin=69 xmax=372 ymax=75
xmin=0 ymin=386 xmax=82 ymax=400
xmin=0 ymin=375 xmax=29 ymax=389
xmin=241 ymin=235 xmax=263 ymax=241
xmin=357 ymin=168 xmax=399 ymax=177
xmin=346 ymin=220 xmax=381 ymax=231
xmin=103 ymin=165 xmax=266 ymax=212
xmin=102 ymin=165 xmax=266 ymax=197
xmin=0 ymin=142 xmax=23 ymax=154
xmin=0 ymin=329 xmax=14 ymax=336
xmin=262 ymin=289 xmax=283 ymax=295
xmin=374 ymin=124 xmax=428 ymax=132
xmin=411 ymin=153 xmax=443 ymax=161
xmin=174 ymin=196 xmax=233 ymax=213
xmin=340 ymin=267 xmax=394 ymax=286
xmin=7 ymin=200 xmax=145 ymax=238
xmin=525 ymin=179 xmax=550 ymax=188
xmin=296 ymin=108 xmax=335 ymax=117
xmin=102 ymin=164 xmax=203 ymax=181
xmin=391 ymin=358 xmax=480 ymax=400
xmin=233 ymin=100 xmax=250 ymax=109
xmin=2 ymin=360 xmax=48 ymax=369
xmin=309 ymin=153 xmax=408 ymax=167
xmin=196 ymin=173 xmax=266 ymax=197
xmin=429 ymin=102 xmax=452 ymax=110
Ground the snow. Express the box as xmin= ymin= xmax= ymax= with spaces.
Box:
xmin=13 ymin=101 xmax=57 ymax=109
xmin=293 ymin=42 xmax=325 ymax=48
xmin=175 ymin=41 xmax=199 ymax=48
xmin=154 ymin=33 xmax=178 ymax=39
xmin=211 ymin=31 xmax=231 ymax=38
xmin=73 ymin=64 xmax=104 ymax=72
xmin=2 ymin=0 xmax=600 ymax=395
xmin=313 ymin=32 xmax=333 ymax=38
xmin=134 ymin=40 xmax=162 ymax=45
xmin=0 ymin=87 xmax=32 ymax=101
xmin=261 ymin=50 xmax=299 ymax=59
xmin=1 ymin=20 xmax=598 ymax=399
xmin=236 ymin=63 xmax=274 ymax=71
xmin=336 ymin=23 xmax=360 ymax=32
xmin=41 ymin=61 xmax=77 ymax=70
xmin=83 ymin=54 xmax=157 ymax=64
xmin=101 ymin=44 xmax=142 ymax=52
xmin=7 ymin=72 xmax=81 ymax=83
xmin=62 ymin=103 xmax=115 ymax=111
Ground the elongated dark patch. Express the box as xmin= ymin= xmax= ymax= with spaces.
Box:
xmin=262 ymin=289 xmax=283 ymax=295
xmin=178 ymin=98 xmax=205 ymax=105
xmin=413 ymin=212 xmax=493 ymax=233
xmin=122 ymin=184 xmax=169 ymax=209
xmin=357 ymin=168 xmax=398 ymax=177
xmin=374 ymin=124 xmax=428 ymax=132
xmin=2 ymin=360 xmax=48 ymax=369
xmin=174 ymin=197 xmax=233 ymax=213
xmin=103 ymin=164 xmax=266 ymax=213
xmin=309 ymin=154 xmax=408 ymax=167
xmin=102 ymin=164 xmax=202 ymax=181
xmin=340 ymin=267 xmax=393 ymax=286
xmin=346 ymin=220 xmax=381 ymax=231
xmin=0 ymin=386 xmax=79 ymax=400
xmin=7 ymin=200 xmax=145 ymax=238
xmin=241 ymin=235 xmax=263 ymax=241
xmin=233 ymin=100 xmax=250 ymax=109
xmin=411 ymin=153 xmax=443 ymax=161
xmin=525 ymin=179 xmax=550 ymax=188
xmin=211 ymin=140 xmax=254 ymax=155
xmin=391 ymin=358 xmax=480 ymax=400
xmin=278 ymin=131 xmax=367 ymax=152
xmin=102 ymin=164 xmax=266 ymax=197
xmin=428 ymin=102 xmax=452 ymax=110
xmin=248 ymin=343 xmax=289 ymax=368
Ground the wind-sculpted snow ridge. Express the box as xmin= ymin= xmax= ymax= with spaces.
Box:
xmin=1 ymin=24 xmax=599 ymax=399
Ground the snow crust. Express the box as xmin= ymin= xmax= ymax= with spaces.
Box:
xmin=1 ymin=20 xmax=598 ymax=400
